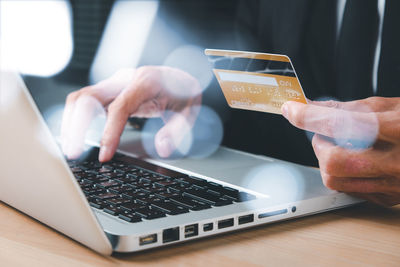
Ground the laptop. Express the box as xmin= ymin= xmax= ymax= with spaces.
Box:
xmin=0 ymin=71 xmax=363 ymax=255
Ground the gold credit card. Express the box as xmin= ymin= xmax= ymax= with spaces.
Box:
xmin=205 ymin=49 xmax=307 ymax=115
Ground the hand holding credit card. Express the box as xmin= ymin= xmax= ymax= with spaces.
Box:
xmin=205 ymin=49 xmax=307 ymax=115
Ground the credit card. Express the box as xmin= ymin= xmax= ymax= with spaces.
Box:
xmin=205 ymin=49 xmax=307 ymax=115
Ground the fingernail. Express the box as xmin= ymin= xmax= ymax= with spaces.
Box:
xmin=99 ymin=145 xmax=109 ymax=162
xmin=281 ymin=102 xmax=289 ymax=118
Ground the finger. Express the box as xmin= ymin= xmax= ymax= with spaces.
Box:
xmin=130 ymin=99 xmax=164 ymax=118
xmin=61 ymin=91 xmax=80 ymax=153
xmin=98 ymin=96 xmax=131 ymax=162
xmin=153 ymin=108 xmax=196 ymax=158
xmin=65 ymin=95 xmax=104 ymax=159
xmin=320 ymin=172 xmax=399 ymax=194
xmin=309 ymin=97 xmax=400 ymax=113
xmin=349 ymin=192 xmax=400 ymax=206
xmin=98 ymin=69 xmax=166 ymax=161
xmin=282 ymin=101 xmax=379 ymax=140
xmin=312 ymin=134 xmax=381 ymax=178
xmin=61 ymin=70 xmax=135 ymax=158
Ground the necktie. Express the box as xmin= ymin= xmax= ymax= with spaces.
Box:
xmin=378 ymin=0 xmax=400 ymax=97
xmin=336 ymin=0 xmax=379 ymax=100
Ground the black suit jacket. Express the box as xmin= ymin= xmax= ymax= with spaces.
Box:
xmin=224 ymin=0 xmax=400 ymax=166
xmin=139 ymin=0 xmax=400 ymax=166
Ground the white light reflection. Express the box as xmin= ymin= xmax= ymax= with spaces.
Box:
xmin=90 ymin=0 xmax=159 ymax=83
xmin=188 ymin=106 xmax=223 ymax=158
xmin=0 ymin=0 xmax=73 ymax=76
xmin=163 ymin=45 xmax=213 ymax=95
xmin=242 ymin=163 xmax=305 ymax=205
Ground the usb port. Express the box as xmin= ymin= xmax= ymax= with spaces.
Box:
xmin=238 ymin=214 xmax=254 ymax=225
xmin=203 ymin=223 xmax=213 ymax=232
xmin=218 ymin=218 xmax=234 ymax=229
xmin=184 ymin=224 xmax=198 ymax=238
xmin=139 ymin=234 xmax=157 ymax=246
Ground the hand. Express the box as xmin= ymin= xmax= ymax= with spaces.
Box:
xmin=61 ymin=66 xmax=202 ymax=162
xmin=282 ymin=97 xmax=400 ymax=206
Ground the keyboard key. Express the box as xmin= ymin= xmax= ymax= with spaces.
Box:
xmin=170 ymin=196 xmax=211 ymax=211
xmin=126 ymin=173 xmax=138 ymax=179
xmin=120 ymin=202 xmax=146 ymax=212
xmin=183 ymin=189 xmax=232 ymax=206
xmin=89 ymin=198 xmax=107 ymax=209
xmin=121 ymin=190 xmax=140 ymax=199
xmin=103 ymin=205 xmax=123 ymax=216
xmin=98 ymin=167 xmax=112 ymax=173
xmin=176 ymin=176 xmax=207 ymax=187
xmin=83 ymin=187 xmax=106 ymax=196
xmin=135 ymin=207 xmax=166 ymax=220
xmin=78 ymin=179 xmax=93 ymax=187
xmin=103 ymin=172 xmax=124 ymax=178
xmin=155 ymin=190 xmax=181 ymax=199
xmin=97 ymin=180 xmax=120 ymax=189
xmin=71 ymin=167 xmax=83 ymax=173
xmin=106 ymin=198 xmax=131 ymax=206
xmin=95 ymin=192 xmax=119 ymax=200
xmin=168 ymin=183 xmax=193 ymax=193
xmin=136 ymin=194 xmax=163 ymax=204
xmin=114 ymin=176 xmax=135 ymax=184
xmin=108 ymin=185 xmax=134 ymax=194
xmin=139 ymin=186 xmax=167 ymax=194
xmin=206 ymin=189 xmax=221 ymax=196
xmin=154 ymin=180 xmax=177 ymax=187
xmin=151 ymin=200 xmax=189 ymax=215
xmin=118 ymin=211 xmax=142 ymax=223
xmin=222 ymin=187 xmax=239 ymax=197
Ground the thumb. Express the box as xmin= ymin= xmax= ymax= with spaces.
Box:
xmin=154 ymin=112 xmax=193 ymax=158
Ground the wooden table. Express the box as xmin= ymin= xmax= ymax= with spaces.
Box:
xmin=1 ymin=202 xmax=399 ymax=266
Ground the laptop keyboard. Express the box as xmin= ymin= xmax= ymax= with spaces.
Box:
xmin=67 ymin=151 xmax=257 ymax=223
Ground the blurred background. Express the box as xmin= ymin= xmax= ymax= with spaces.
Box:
xmin=1 ymin=0 xmax=239 ymax=111
xmin=0 ymin=0 xmax=318 ymax=166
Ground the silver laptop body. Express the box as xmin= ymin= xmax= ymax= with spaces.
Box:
xmin=0 ymin=71 xmax=363 ymax=255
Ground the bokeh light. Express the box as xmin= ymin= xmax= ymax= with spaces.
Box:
xmin=304 ymin=96 xmax=379 ymax=150
xmin=188 ymin=106 xmax=223 ymax=159
xmin=141 ymin=111 xmax=193 ymax=159
xmin=89 ymin=0 xmax=159 ymax=83
xmin=141 ymin=105 xmax=223 ymax=159
xmin=163 ymin=45 xmax=213 ymax=95
xmin=242 ymin=163 xmax=305 ymax=207
xmin=0 ymin=0 xmax=73 ymax=76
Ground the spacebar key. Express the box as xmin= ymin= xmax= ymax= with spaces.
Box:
xmin=183 ymin=189 xmax=232 ymax=206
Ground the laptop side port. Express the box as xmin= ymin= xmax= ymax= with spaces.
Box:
xmin=163 ymin=227 xmax=180 ymax=243
xmin=139 ymin=234 xmax=157 ymax=246
xmin=203 ymin=222 xmax=213 ymax=232
xmin=238 ymin=214 xmax=254 ymax=225
xmin=218 ymin=218 xmax=234 ymax=229
xmin=184 ymin=224 xmax=198 ymax=238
